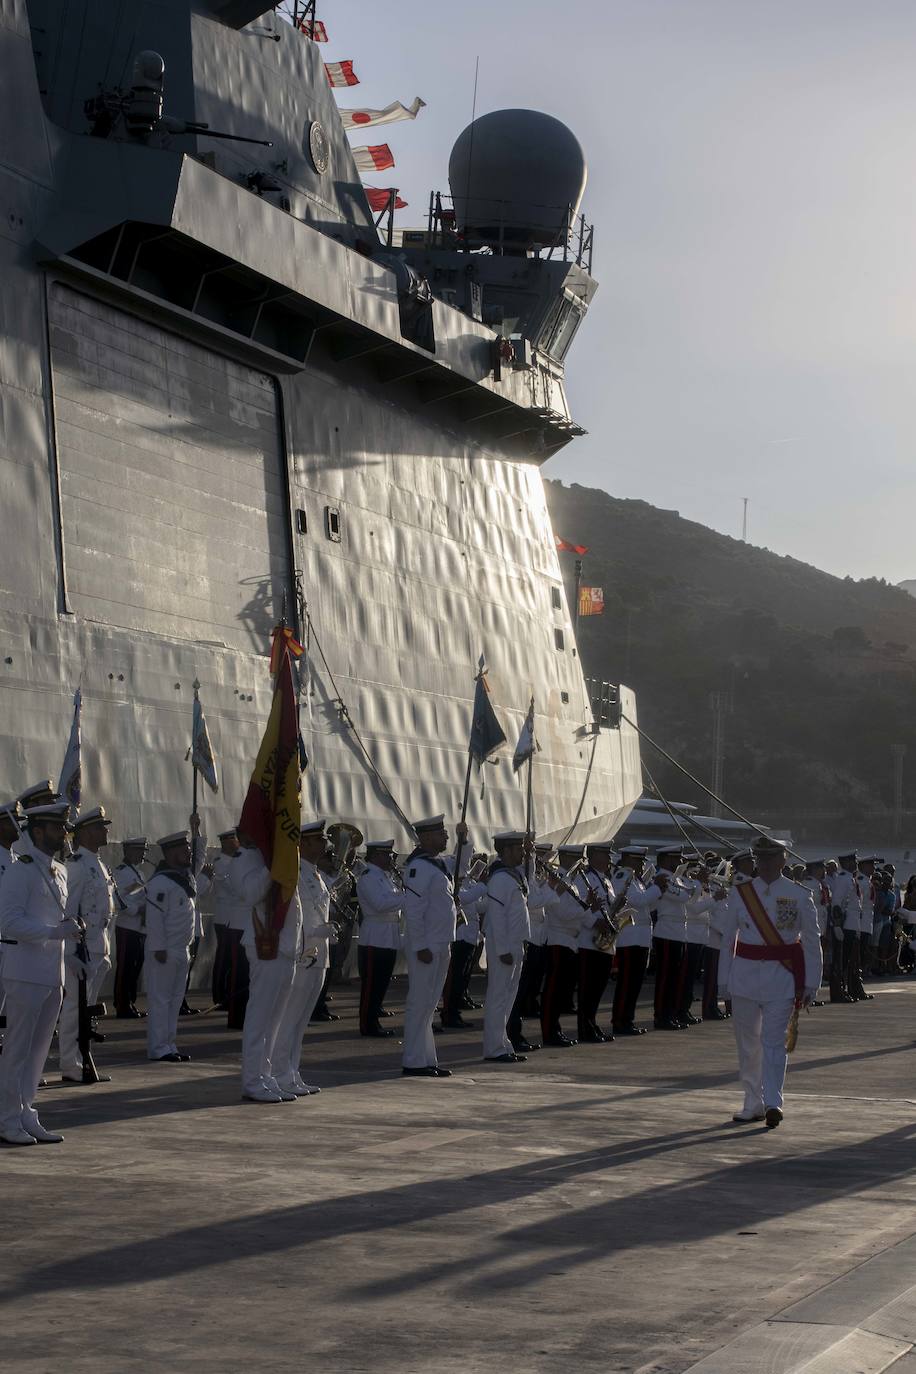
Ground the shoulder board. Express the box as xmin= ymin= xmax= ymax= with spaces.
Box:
xmin=18 ymin=853 xmax=33 ymax=864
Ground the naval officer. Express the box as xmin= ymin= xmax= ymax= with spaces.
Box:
xmin=717 ymin=835 xmax=822 ymax=1128
xmin=144 ymin=817 xmax=211 ymax=1063
xmin=268 ymin=821 xmax=331 ymax=1097
xmin=831 ymin=852 xmax=863 ymax=1002
xmin=576 ymin=841 xmax=617 ymax=1043
xmin=356 ymin=839 xmax=403 ymax=1036
xmin=611 ymin=847 xmax=663 ymax=1035
xmin=112 ymin=836 xmax=150 ymax=1018
xmin=482 ymin=832 xmax=531 ymax=1063
xmin=652 ymin=847 xmax=693 ymax=1030
xmin=0 ymin=802 xmax=79 ymax=1145
xmin=60 ymin=806 xmax=116 ymax=1083
xmin=400 ymin=815 xmax=469 ymax=1077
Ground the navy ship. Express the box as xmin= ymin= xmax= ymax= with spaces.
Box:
xmin=0 ymin=0 xmax=641 ymax=845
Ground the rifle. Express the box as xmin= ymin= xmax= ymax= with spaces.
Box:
xmin=74 ymin=930 xmax=109 ymax=1084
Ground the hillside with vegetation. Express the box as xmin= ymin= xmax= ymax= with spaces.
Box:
xmin=545 ymin=480 xmax=916 ymax=842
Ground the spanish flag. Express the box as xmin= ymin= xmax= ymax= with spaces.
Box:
xmin=239 ymin=627 xmax=302 ymax=955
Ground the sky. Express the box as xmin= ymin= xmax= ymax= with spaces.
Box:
xmin=299 ymin=1 xmax=916 ymax=583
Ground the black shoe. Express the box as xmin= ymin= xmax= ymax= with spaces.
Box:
xmin=379 ymin=1008 xmax=395 ymax=1018
xmin=461 ymin=998 xmax=483 ymax=1010
xmin=614 ymin=1024 xmax=646 ymax=1036
xmin=116 ymin=1008 xmax=143 ymax=1020
xmin=154 ymin=1053 xmax=183 ymax=1063
xmin=511 ymin=1039 xmax=540 ymax=1053
xmin=543 ymin=1034 xmax=577 ymax=1047
xmin=178 ymin=1004 xmax=201 ymax=1017
xmin=830 ymin=994 xmax=855 ymax=1003
xmin=680 ymin=1012 xmax=701 ymax=1026
xmin=310 ymin=1009 xmax=340 ymax=1022
xmin=89 ymin=1029 xmax=106 ymax=1043
xmin=858 ymin=993 xmax=875 ymax=1001
xmin=440 ymin=1017 xmax=471 ymax=1030
xmin=362 ymin=1027 xmax=396 ymax=1038
xmin=703 ymin=1009 xmax=728 ymax=1021
xmin=654 ymin=1018 xmax=682 ymax=1031
xmin=176 ymin=1052 xmax=191 ymax=1062
xmin=430 ymin=1066 xmax=452 ymax=1077
xmin=485 ymin=1053 xmax=526 ymax=1063
xmin=402 ymin=1066 xmax=438 ymax=1077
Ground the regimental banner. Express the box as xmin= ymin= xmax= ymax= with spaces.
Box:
xmin=325 ymin=60 xmax=359 ymax=87
xmin=556 ymin=535 xmax=588 ymax=555
xmin=578 ymin=586 xmax=604 ymax=617
xmin=299 ymin=19 xmax=328 ymax=41
xmin=352 ymin=144 xmax=395 ymax=173
xmin=340 ymin=97 xmax=426 ymax=131
xmin=365 ymin=187 xmax=407 ymax=212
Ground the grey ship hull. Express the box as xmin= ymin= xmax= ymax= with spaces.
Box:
xmin=0 ymin=1 xmax=641 ymax=847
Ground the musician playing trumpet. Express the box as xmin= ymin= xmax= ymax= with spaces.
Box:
xmin=540 ymin=844 xmax=591 ymax=1048
xmin=355 ymin=839 xmax=403 ymax=1037
xmin=482 ymin=832 xmax=531 ymax=1064
xmin=611 ymin=846 xmax=665 ymax=1036
xmin=575 ymin=840 xmax=618 ymax=1044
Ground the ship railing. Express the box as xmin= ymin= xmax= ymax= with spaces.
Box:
xmin=412 ymin=192 xmax=593 ymax=271
xmin=585 ymin=678 xmax=621 ymax=730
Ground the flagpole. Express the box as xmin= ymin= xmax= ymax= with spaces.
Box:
xmin=191 ymin=679 xmax=200 ymax=872
xmin=452 ymin=745 xmax=474 ymax=899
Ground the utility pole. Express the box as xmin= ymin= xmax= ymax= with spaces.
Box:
xmin=710 ymin=691 xmax=726 ymax=818
xmin=573 ymin=557 xmax=582 ymax=639
xmin=893 ymin=744 xmax=906 ymax=842
xmin=741 ymin=497 xmax=749 ymax=542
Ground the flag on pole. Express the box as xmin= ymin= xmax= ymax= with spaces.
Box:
xmin=325 ymin=60 xmax=359 ymax=87
xmin=190 ymin=684 xmax=219 ymax=793
xmin=578 ymin=586 xmax=604 ymax=617
xmin=269 ymin=624 xmax=304 ymax=676
xmin=556 ymin=535 xmax=588 ymax=555
xmin=512 ymin=696 xmax=540 ymax=773
xmin=299 ymin=18 xmax=328 ymax=41
xmin=340 ymin=97 xmax=425 ymax=130
xmin=365 ymin=187 xmax=407 ymax=213
xmin=238 ymin=627 xmax=303 ymax=956
xmin=352 ymin=144 xmax=395 ymax=173
xmin=58 ymin=686 xmax=82 ymax=821
xmin=469 ymin=656 xmax=507 ymax=767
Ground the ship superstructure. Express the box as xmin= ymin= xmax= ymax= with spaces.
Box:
xmin=0 ymin=0 xmax=640 ymax=845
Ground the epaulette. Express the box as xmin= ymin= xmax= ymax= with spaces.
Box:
xmin=18 ymin=853 xmax=32 ymax=864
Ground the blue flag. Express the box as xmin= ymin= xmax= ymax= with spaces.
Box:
xmin=468 ymin=657 xmax=506 ymax=766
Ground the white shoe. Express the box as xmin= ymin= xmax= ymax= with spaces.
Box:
xmin=276 ymin=1078 xmax=310 ymax=1098
xmin=24 ymin=1122 xmax=64 ymax=1144
xmin=1 ymin=1126 xmax=37 ymax=1145
xmin=732 ymin=1107 xmax=765 ymax=1123
xmin=264 ymin=1076 xmax=297 ymax=1102
xmin=241 ymin=1087 xmax=283 ymax=1103
xmin=293 ymin=1074 xmax=320 ymax=1095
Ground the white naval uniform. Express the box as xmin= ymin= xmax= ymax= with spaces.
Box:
xmin=831 ymin=870 xmax=861 ymax=934
xmin=858 ymin=876 xmax=875 ymax=938
xmin=456 ymin=879 xmax=486 ymax=947
xmin=544 ymin=874 xmax=582 ymax=949
xmin=526 ymin=875 xmax=554 ymax=948
xmin=400 ymin=850 xmax=462 ymax=1069
xmin=482 ymin=865 xmax=530 ymax=1059
xmin=801 ymin=878 xmax=830 ymax=938
xmin=144 ymin=863 xmax=210 ymax=1059
xmin=356 ymin=864 xmax=403 ymax=951
xmin=0 ymin=842 xmax=17 ymax=1009
xmin=269 ymin=860 xmax=331 ymax=1093
xmin=113 ymin=862 xmax=148 ymax=934
xmin=211 ymin=853 xmax=253 ymax=933
xmin=0 ymin=850 xmax=70 ymax=1137
xmin=684 ymin=891 xmax=715 ymax=947
xmin=239 ymin=849 xmax=303 ymax=1096
xmin=60 ymin=846 xmax=115 ymax=1077
xmin=718 ymin=877 xmax=822 ymax=1113
xmin=576 ymin=869 xmax=616 ymax=951
xmin=613 ymin=871 xmax=661 ymax=951
xmin=652 ymin=871 xmax=693 ymax=941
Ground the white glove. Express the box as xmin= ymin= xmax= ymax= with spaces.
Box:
xmin=66 ymin=953 xmax=87 ymax=980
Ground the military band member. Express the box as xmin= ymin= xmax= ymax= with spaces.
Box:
xmin=400 ymin=815 xmax=469 ymax=1077
xmin=576 ymin=841 xmax=617 ymax=1043
xmin=235 ymin=832 xmax=299 ymax=1102
xmin=0 ymin=802 xmax=78 ymax=1145
xmin=60 ymin=806 xmax=116 ymax=1083
xmin=0 ymin=800 xmax=21 ymax=1024
xmin=482 ymin=832 xmax=531 ymax=1063
xmin=677 ymin=870 xmax=721 ymax=1026
xmin=144 ymin=818 xmax=211 ymax=1064
xmin=268 ymin=822 xmax=331 ymax=1096
xmin=540 ymin=843 xmax=585 ymax=1047
xmin=208 ymin=828 xmax=241 ymax=1011
xmin=611 ymin=846 xmax=662 ymax=1035
xmin=356 ymin=839 xmax=403 ymax=1036
xmin=857 ymin=856 xmax=878 ymax=988
xmin=718 ymin=835 xmax=822 ymax=1128
xmin=113 ymin=836 xmax=149 ymax=1018
xmin=652 ymin=847 xmax=692 ymax=1030
xmin=831 ymin=852 xmax=863 ymax=1002
xmin=440 ymin=854 xmax=487 ymax=1031
xmin=507 ymin=841 xmax=555 ymax=1052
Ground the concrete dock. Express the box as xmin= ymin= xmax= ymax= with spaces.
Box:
xmin=3 ymin=975 xmax=916 ymax=1373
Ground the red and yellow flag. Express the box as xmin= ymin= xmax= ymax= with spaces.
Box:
xmin=268 ymin=624 xmax=304 ymax=676
xmin=239 ymin=628 xmax=302 ymax=953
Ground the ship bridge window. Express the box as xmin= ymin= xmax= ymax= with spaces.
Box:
xmin=554 ymin=628 xmax=565 ymax=651
xmin=550 ymin=585 xmax=562 ymax=610
xmin=325 ymin=506 xmax=342 ymax=542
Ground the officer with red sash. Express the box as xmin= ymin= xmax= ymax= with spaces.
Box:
xmin=717 ymin=835 xmax=822 ymax=1129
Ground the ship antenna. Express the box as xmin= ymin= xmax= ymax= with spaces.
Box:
xmin=460 ymin=56 xmax=480 ymax=249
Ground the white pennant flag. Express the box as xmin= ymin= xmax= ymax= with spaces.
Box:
xmin=352 ymin=144 xmax=395 ymax=173
xmin=58 ymin=686 xmax=82 ymax=821
xmin=512 ymin=696 xmax=539 ymax=773
xmin=189 ymin=682 xmax=219 ymax=793
xmin=340 ymin=97 xmax=426 ymax=131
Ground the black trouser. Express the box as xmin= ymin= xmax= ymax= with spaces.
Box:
xmin=859 ymin=931 xmax=873 ymax=976
xmin=211 ymin=923 xmax=232 ymax=1007
xmin=441 ymin=940 xmax=475 ymax=1022
xmin=541 ymin=945 xmax=578 ymax=1041
xmin=358 ymin=945 xmax=397 ymax=1032
xmin=577 ymin=947 xmax=613 ymax=1037
xmin=702 ymin=947 xmax=721 ymax=1016
xmin=508 ymin=943 xmax=548 ymax=1041
xmin=613 ymin=945 xmax=649 ymax=1028
xmin=845 ymin=930 xmax=865 ymax=999
xmin=653 ymin=937 xmax=685 ymax=1022
xmin=676 ymin=941 xmax=705 ymax=1019
xmin=113 ymin=927 xmax=145 ymax=1013
xmin=312 ymin=967 xmax=334 ymax=1018
xmin=226 ymin=929 xmax=250 ymax=1029
xmin=829 ymin=930 xmax=847 ymax=999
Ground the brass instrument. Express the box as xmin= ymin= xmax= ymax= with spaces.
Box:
xmin=324 ymin=821 xmax=364 ymax=945
xmin=589 ymin=871 xmax=635 ymax=953
xmin=785 ymin=1003 xmax=801 ymax=1053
